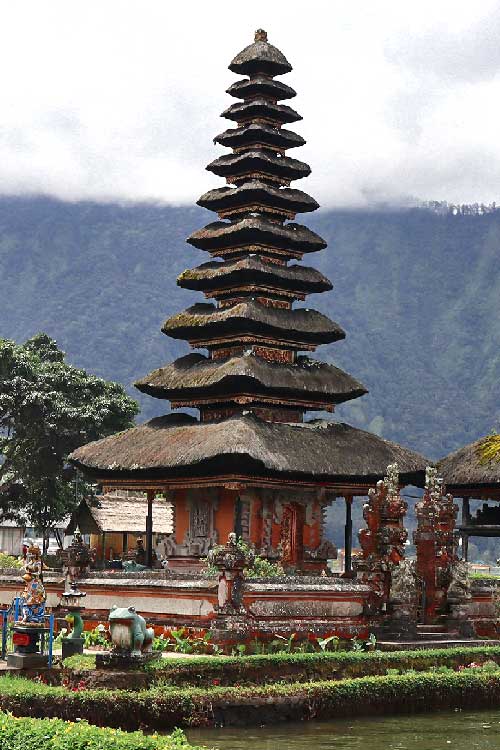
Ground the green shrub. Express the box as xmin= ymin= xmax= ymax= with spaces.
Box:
xmin=0 ymin=553 xmax=22 ymax=569
xmin=0 ymin=712 xmax=200 ymax=749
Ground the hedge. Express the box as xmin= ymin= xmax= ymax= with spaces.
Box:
xmin=3 ymin=670 xmax=500 ymax=730
xmin=0 ymin=712 xmax=199 ymax=750
xmin=0 ymin=713 xmax=202 ymax=750
xmin=65 ymin=646 xmax=500 ymax=687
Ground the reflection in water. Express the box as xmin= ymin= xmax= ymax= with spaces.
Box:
xmin=188 ymin=710 xmax=500 ymax=750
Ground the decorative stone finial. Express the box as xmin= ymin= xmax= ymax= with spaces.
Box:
xmin=255 ymin=29 xmax=268 ymax=42
xmin=384 ymin=463 xmax=400 ymax=495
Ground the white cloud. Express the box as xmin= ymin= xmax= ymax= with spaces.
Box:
xmin=0 ymin=0 xmax=499 ymax=206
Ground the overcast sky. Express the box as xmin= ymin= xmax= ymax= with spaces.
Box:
xmin=1 ymin=1 xmax=500 ymax=207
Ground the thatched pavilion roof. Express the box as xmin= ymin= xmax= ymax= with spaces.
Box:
xmin=135 ymin=352 xmax=367 ymax=406
xmin=187 ymin=217 xmax=326 ymax=255
xmin=69 ymin=413 xmax=427 ymax=487
xmin=162 ymin=300 xmax=345 ymax=347
xmin=207 ymin=151 xmax=311 ymax=183
xmin=227 ymin=77 xmax=296 ymax=101
xmin=222 ymin=99 xmax=302 ymax=125
xmin=215 ymin=123 xmax=305 ymax=151
xmin=229 ymin=30 xmax=292 ymax=77
xmin=197 ymin=181 xmax=318 ymax=218
xmin=439 ymin=437 xmax=500 ymax=493
xmin=66 ymin=493 xmax=173 ymax=535
xmin=177 ymin=257 xmax=332 ymax=296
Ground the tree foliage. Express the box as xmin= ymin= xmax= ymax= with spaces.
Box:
xmin=0 ymin=333 xmax=138 ymax=536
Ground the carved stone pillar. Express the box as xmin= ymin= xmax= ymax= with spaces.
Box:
xmin=358 ymin=464 xmax=408 ymax=613
xmin=208 ymin=533 xmax=255 ymax=617
xmin=413 ymin=467 xmax=459 ymax=623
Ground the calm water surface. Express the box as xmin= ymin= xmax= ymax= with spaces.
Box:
xmin=188 ymin=710 xmax=500 ymax=750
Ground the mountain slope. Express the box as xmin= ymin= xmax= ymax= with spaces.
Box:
xmin=0 ymin=196 xmax=498 ymax=460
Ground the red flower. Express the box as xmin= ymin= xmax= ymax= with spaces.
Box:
xmin=212 ymin=678 xmax=220 ymax=685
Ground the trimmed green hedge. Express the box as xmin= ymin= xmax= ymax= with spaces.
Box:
xmin=65 ymin=646 xmax=500 ymax=687
xmin=3 ymin=669 xmax=500 ymax=730
xmin=0 ymin=712 xmax=199 ymax=749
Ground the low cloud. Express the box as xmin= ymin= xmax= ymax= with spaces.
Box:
xmin=1 ymin=0 xmax=499 ymax=207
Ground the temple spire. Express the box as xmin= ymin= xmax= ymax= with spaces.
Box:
xmin=134 ymin=30 xmax=367 ymax=424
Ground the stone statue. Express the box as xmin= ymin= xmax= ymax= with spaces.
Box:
xmin=19 ymin=544 xmax=47 ymax=625
xmin=447 ymin=560 xmax=471 ymax=602
xmin=390 ymin=559 xmax=417 ymax=605
xmin=64 ymin=611 xmax=84 ymax=641
xmin=108 ymin=605 xmax=154 ymax=657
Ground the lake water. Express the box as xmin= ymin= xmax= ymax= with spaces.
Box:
xmin=188 ymin=710 xmax=500 ymax=749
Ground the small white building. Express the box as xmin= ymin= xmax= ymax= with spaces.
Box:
xmin=0 ymin=520 xmax=25 ymax=557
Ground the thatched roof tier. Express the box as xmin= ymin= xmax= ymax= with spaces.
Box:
xmin=162 ymin=301 xmax=345 ymax=348
xmin=229 ymin=31 xmax=292 ymax=77
xmin=69 ymin=413 xmax=427 ymax=487
xmin=227 ymin=77 xmax=296 ymax=101
xmin=222 ymin=99 xmax=301 ymax=125
xmin=135 ymin=352 xmax=367 ymax=407
xmin=197 ymin=181 xmax=318 ymax=219
xmin=207 ymin=151 xmax=310 ymax=184
xmin=187 ymin=217 xmax=326 ymax=255
xmin=177 ymin=257 xmax=332 ymax=296
xmin=439 ymin=438 xmax=500 ymax=493
xmin=66 ymin=493 xmax=173 ymax=535
xmin=215 ymin=123 xmax=305 ymax=151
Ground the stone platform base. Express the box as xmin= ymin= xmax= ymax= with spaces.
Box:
xmin=6 ymin=653 xmax=48 ymax=669
xmin=96 ymin=651 xmax=160 ymax=670
xmin=62 ymin=638 xmax=84 ymax=660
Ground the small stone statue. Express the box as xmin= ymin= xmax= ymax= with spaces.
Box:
xmin=19 ymin=544 xmax=47 ymax=625
xmin=108 ymin=605 xmax=154 ymax=657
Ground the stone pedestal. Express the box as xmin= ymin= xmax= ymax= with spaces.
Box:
xmin=7 ymin=625 xmax=47 ymax=669
xmin=62 ymin=637 xmax=84 ymax=659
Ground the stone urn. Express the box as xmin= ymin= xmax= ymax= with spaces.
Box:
xmin=208 ymin=533 xmax=255 ymax=616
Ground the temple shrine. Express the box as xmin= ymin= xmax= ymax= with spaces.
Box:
xmin=70 ymin=30 xmax=427 ymax=573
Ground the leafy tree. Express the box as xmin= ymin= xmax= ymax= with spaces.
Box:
xmin=0 ymin=333 xmax=138 ymax=547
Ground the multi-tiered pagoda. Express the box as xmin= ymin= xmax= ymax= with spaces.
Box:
xmin=71 ymin=31 xmax=426 ymax=572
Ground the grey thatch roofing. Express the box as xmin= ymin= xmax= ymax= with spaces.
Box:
xmin=197 ymin=181 xmax=319 ymax=217
xmin=222 ymin=99 xmax=301 ymax=125
xmin=439 ymin=437 xmax=500 ymax=490
xmin=66 ymin=493 xmax=173 ymax=535
xmin=229 ymin=32 xmax=292 ymax=77
xmin=227 ymin=77 xmax=296 ymax=101
xmin=215 ymin=123 xmax=305 ymax=151
xmin=187 ymin=217 xmax=326 ymax=254
xmin=69 ymin=413 xmax=427 ymax=486
xmin=135 ymin=352 xmax=367 ymax=406
xmin=207 ymin=151 xmax=310 ymax=183
xmin=162 ymin=301 xmax=345 ymax=346
xmin=177 ymin=257 xmax=332 ymax=295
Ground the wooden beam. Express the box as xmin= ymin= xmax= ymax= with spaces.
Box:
xmin=146 ymin=490 xmax=154 ymax=568
xmin=343 ymin=496 xmax=353 ymax=576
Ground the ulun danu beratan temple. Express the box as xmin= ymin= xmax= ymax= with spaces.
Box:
xmin=70 ymin=30 xmax=427 ymax=573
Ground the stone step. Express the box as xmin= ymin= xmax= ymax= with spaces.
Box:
xmin=377 ymin=639 xmax=500 ymax=651
xmin=416 ymin=624 xmax=447 ymax=632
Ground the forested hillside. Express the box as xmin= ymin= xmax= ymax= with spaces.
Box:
xmin=1 ymin=196 xmax=499 ymax=461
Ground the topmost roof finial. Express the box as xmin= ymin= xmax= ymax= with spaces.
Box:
xmin=255 ymin=29 xmax=268 ymax=42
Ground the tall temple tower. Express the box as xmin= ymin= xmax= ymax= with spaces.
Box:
xmin=71 ymin=31 xmax=426 ymax=572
